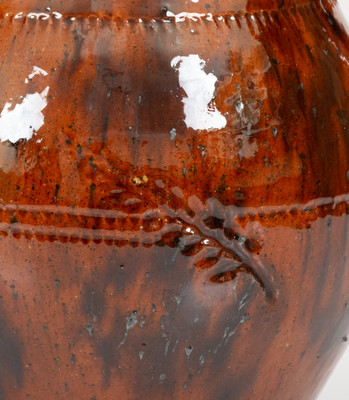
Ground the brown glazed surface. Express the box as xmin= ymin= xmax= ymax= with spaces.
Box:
xmin=0 ymin=0 xmax=348 ymax=399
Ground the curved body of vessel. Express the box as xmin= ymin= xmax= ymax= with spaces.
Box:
xmin=0 ymin=0 xmax=348 ymax=398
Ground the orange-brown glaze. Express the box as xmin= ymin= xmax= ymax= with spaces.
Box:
xmin=0 ymin=0 xmax=315 ymax=18
xmin=0 ymin=0 xmax=348 ymax=399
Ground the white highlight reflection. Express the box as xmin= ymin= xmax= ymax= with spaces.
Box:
xmin=166 ymin=11 xmax=213 ymax=22
xmin=27 ymin=12 xmax=50 ymax=20
xmin=334 ymin=0 xmax=349 ymax=34
xmin=0 ymin=65 xmax=50 ymax=143
xmin=0 ymin=87 xmax=49 ymax=143
xmin=52 ymin=12 xmax=63 ymax=19
xmin=171 ymin=54 xmax=226 ymax=131
xmin=25 ymin=66 xmax=48 ymax=83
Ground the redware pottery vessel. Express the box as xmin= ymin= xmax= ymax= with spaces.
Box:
xmin=0 ymin=0 xmax=348 ymax=399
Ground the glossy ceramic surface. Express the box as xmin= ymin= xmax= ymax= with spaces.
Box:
xmin=0 ymin=0 xmax=348 ymax=399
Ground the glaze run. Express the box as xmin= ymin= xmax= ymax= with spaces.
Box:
xmin=0 ymin=0 xmax=348 ymax=399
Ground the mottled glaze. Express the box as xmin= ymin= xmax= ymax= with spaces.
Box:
xmin=0 ymin=0 xmax=348 ymax=399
